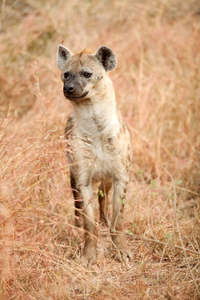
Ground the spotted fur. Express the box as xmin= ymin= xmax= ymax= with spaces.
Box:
xmin=57 ymin=45 xmax=132 ymax=264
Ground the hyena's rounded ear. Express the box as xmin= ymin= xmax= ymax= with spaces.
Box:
xmin=57 ymin=45 xmax=73 ymax=71
xmin=95 ymin=46 xmax=117 ymax=72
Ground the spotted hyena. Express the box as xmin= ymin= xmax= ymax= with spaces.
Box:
xmin=57 ymin=45 xmax=132 ymax=264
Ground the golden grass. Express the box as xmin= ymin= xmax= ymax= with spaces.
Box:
xmin=0 ymin=0 xmax=200 ymax=299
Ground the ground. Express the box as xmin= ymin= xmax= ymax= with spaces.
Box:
xmin=0 ymin=0 xmax=200 ymax=299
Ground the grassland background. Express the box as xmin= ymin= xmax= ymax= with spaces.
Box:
xmin=0 ymin=0 xmax=200 ymax=299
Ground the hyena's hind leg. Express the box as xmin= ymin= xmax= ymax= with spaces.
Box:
xmin=98 ymin=179 xmax=112 ymax=226
xmin=70 ymin=172 xmax=83 ymax=228
xmin=111 ymin=179 xmax=132 ymax=262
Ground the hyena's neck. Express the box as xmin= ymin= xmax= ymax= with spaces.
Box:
xmin=71 ymin=82 xmax=120 ymax=138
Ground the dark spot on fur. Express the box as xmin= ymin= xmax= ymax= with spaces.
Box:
xmin=120 ymin=203 xmax=125 ymax=213
xmin=65 ymin=116 xmax=74 ymax=137
xmin=70 ymin=173 xmax=82 ymax=206
xmin=92 ymin=112 xmax=106 ymax=133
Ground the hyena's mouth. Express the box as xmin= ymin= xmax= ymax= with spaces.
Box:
xmin=64 ymin=91 xmax=89 ymax=101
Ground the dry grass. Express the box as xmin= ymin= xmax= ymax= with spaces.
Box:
xmin=0 ymin=0 xmax=200 ymax=299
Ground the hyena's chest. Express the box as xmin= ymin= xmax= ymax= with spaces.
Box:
xmin=66 ymin=110 xmax=131 ymax=180
xmin=68 ymin=132 xmax=119 ymax=178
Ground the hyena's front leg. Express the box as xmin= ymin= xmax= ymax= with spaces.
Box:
xmin=111 ymin=179 xmax=132 ymax=262
xmin=70 ymin=172 xmax=83 ymax=228
xmin=80 ymin=184 xmax=97 ymax=264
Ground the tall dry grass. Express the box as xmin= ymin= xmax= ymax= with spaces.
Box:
xmin=0 ymin=0 xmax=200 ymax=299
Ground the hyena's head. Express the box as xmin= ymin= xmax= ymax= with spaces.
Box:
xmin=57 ymin=45 xmax=117 ymax=101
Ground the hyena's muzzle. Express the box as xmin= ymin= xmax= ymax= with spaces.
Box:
xmin=63 ymin=74 xmax=89 ymax=100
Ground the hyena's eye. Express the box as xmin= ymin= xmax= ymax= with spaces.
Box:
xmin=83 ymin=72 xmax=92 ymax=78
xmin=64 ymin=72 xmax=70 ymax=79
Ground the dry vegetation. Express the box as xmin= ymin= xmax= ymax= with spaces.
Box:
xmin=0 ymin=0 xmax=200 ymax=299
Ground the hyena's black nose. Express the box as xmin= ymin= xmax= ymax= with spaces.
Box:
xmin=65 ymin=82 xmax=75 ymax=93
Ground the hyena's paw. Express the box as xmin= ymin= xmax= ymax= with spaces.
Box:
xmin=111 ymin=248 xmax=132 ymax=262
xmin=111 ymin=234 xmax=132 ymax=262
xmin=82 ymin=241 xmax=97 ymax=266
